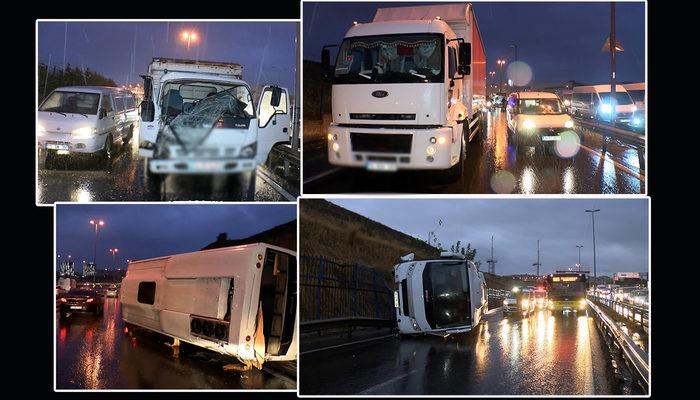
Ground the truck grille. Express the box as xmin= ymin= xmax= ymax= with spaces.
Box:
xmin=350 ymin=113 xmax=416 ymax=121
xmin=350 ymin=132 xmax=412 ymax=154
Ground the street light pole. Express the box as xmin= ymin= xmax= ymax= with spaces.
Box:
xmin=510 ymin=44 xmax=518 ymax=88
xmin=109 ymin=248 xmax=119 ymax=270
xmin=585 ymin=209 xmax=600 ymax=285
xmin=90 ymin=219 xmax=105 ymax=283
xmin=576 ymin=245 xmax=584 ymax=271
xmin=610 ymin=2 xmax=617 ymax=124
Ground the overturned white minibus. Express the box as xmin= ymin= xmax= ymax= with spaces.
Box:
xmin=120 ymin=243 xmax=297 ymax=369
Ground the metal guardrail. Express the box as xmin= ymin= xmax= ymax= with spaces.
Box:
xmin=301 ymin=317 xmax=395 ymax=338
xmin=573 ymin=117 xmax=645 ymax=145
xmin=590 ymin=294 xmax=649 ymax=328
xmin=587 ymin=299 xmax=649 ymax=394
xmin=272 ymin=143 xmax=300 ymax=166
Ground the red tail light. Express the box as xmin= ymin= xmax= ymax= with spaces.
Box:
xmin=245 ymin=335 xmax=251 ymax=342
xmin=86 ymin=298 xmax=94 ymax=303
xmin=60 ymin=298 xmax=67 ymax=303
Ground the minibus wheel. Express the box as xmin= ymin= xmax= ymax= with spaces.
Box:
xmin=101 ymin=135 xmax=113 ymax=171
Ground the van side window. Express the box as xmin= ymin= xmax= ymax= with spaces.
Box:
xmin=126 ymin=95 xmax=135 ymax=110
xmin=101 ymin=95 xmax=114 ymax=114
xmin=114 ymin=95 xmax=125 ymax=113
xmin=137 ymin=281 xmax=156 ymax=304
xmin=448 ymin=47 xmax=457 ymax=78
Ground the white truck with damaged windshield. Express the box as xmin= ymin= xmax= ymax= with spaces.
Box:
xmin=120 ymin=243 xmax=297 ymax=370
xmin=138 ymin=58 xmax=290 ymax=195
xmin=321 ymin=3 xmax=487 ymax=180
xmin=394 ymin=252 xmax=487 ymax=336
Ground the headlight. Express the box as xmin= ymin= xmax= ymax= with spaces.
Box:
xmin=503 ymin=300 xmax=508 ymax=306
xmin=426 ymin=145 xmax=436 ymax=156
xmin=564 ymin=120 xmax=574 ymax=129
xmin=564 ymin=99 xmax=571 ymax=106
xmin=332 ymin=142 xmax=340 ymax=152
xmin=240 ymin=142 xmax=257 ymax=158
xmin=632 ymin=117 xmax=641 ymax=126
xmin=522 ymin=119 xmax=536 ymax=129
xmin=522 ymin=299 xmax=529 ymax=307
xmin=486 ymin=101 xmax=492 ymax=107
xmin=600 ymin=104 xmax=612 ymax=114
xmin=72 ymin=126 xmax=97 ymax=139
xmin=579 ymin=299 xmax=586 ymax=308
xmin=631 ymin=105 xmax=637 ymax=112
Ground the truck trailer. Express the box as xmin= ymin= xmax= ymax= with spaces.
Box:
xmin=120 ymin=243 xmax=297 ymax=369
xmin=321 ymin=3 xmax=487 ymax=180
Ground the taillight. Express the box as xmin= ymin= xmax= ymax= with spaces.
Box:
xmin=245 ymin=335 xmax=251 ymax=342
xmin=86 ymin=298 xmax=94 ymax=303
xmin=60 ymin=298 xmax=67 ymax=303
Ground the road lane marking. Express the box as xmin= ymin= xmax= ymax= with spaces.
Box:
xmin=303 ymin=167 xmax=343 ymax=185
xmin=255 ymin=167 xmax=297 ymax=201
xmin=300 ymin=333 xmax=395 ymax=355
xmin=358 ymin=369 xmax=417 ymax=395
xmin=579 ymin=143 xmax=645 ymax=181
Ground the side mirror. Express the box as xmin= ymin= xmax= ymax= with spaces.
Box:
xmin=458 ymin=65 xmax=471 ymax=76
xmin=321 ymin=48 xmax=332 ymax=80
xmin=140 ymin=101 xmax=155 ymax=122
xmin=98 ymin=108 xmax=106 ymax=119
xmin=459 ymin=42 xmax=472 ymax=67
xmin=270 ymin=87 xmax=282 ymax=108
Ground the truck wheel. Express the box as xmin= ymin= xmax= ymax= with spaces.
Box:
xmin=145 ymin=165 xmax=164 ymax=201
xmin=101 ymin=135 xmax=114 ymax=171
xmin=45 ymin=150 xmax=56 ymax=170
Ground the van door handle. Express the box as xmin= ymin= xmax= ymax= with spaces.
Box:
xmin=283 ymin=128 xmax=288 ymax=133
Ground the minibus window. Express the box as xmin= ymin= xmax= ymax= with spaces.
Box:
xmin=101 ymin=95 xmax=114 ymax=114
xmin=137 ymin=281 xmax=156 ymax=305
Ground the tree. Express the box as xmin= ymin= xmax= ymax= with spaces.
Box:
xmin=449 ymin=240 xmax=477 ymax=261
xmin=38 ymin=63 xmax=118 ymax=103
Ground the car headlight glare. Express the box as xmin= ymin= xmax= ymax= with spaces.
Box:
xmin=240 ymin=142 xmax=257 ymax=158
xmin=426 ymin=145 xmax=436 ymax=156
xmin=332 ymin=142 xmax=340 ymax=152
xmin=631 ymin=105 xmax=637 ymax=112
xmin=72 ymin=126 xmax=97 ymax=139
xmin=600 ymin=104 xmax=612 ymax=114
xmin=523 ymin=119 xmax=536 ymax=129
xmin=564 ymin=120 xmax=574 ymax=129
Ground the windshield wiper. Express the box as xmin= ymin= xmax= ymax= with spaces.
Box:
xmin=409 ymin=69 xmax=427 ymax=79
xmin=50 ymin=110 xmax=67 ymax=117
xmin=358 ymin=72 xmax=372 ymax=80
xmin=74 ymin=112 xmax=89 ymax=118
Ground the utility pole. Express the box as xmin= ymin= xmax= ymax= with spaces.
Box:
xmin=510 ymin=44 xmax=518 ymax=88
xmin=486 ymin=235 xmax=498 ymax=275
xmin=532 ymin=239 xmax=541 ymax=276
xmin=586 ymin=209 xmax=601 ymax=286
xmin=610 ymin=2 xmax=617 ymax=123
xmin=576 ymin=245 xmax=584 ymax=271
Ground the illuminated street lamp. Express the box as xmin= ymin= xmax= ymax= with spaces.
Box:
xmin=180 ymin=30 xmax=199 ymax=51
xmin=109 ymin=248 xmax=119 ymax=270
xmin=497 ymin=59 xmax=507 ymax=92
xmin=89 ymin=220 xmax=105 ymax=282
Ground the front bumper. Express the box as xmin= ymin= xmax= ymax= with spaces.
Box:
xmin=327 ymin=125 xmax=456 ymax=171
xmin=38 ymin=132 xmax=105 ymax=154
xmin=516 ymin=127 xmax=572 ymax=146
xmin=149 ymin=157 xmax=257 ymax=175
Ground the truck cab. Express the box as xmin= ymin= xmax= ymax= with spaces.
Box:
xmin=322 ymin=3 xmax=486 ymax=180
xmin=394 ymin=252 xmax=486 ymax=336
xmin=138 ymin=58 xmax=290 ymax=192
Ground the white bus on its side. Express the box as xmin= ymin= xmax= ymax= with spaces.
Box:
xmin=120 ymin=243 xmax=297 ymax=369
xmin=394 ymin=251 xmax=487 ymax=336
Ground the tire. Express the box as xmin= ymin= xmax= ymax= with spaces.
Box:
xmin=445 ymin=124 xmax=467 ymax=182
xmin=45 ymin=150 xmax=56 ymax=170
xmin=145 ymin=163 xmax=164 ymax=201
xmin=101 ymin=135 xmax=114 ymax=171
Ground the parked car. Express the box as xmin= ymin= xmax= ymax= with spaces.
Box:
xmin=58 ymin=288 xmax=104 ymax=319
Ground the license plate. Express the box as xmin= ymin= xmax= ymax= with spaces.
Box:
xmin=394 ymin=292 xmax=399 ymax=308
xmin=46 ymin=143 xmax=69 ymax=150
xmin=193 ymin=161 xmax=223 ymax=171
xmin=366 ymin=161 xmax=398 ymax=172
xmin=70 ymin=306 xmax=83 ymax=310
xmin=542 ymin=136 xmax=561 ymax=141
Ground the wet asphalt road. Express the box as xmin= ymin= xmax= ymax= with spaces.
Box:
xmin=303 ymin=110 xmax=645 ymax=194
xmin=300 ymin=309 xmax=615 ymax=395
xmin=37 ymin=123 xmax=291 ymax=203
xmin=56 ymin=297 xmax=295 ymax=389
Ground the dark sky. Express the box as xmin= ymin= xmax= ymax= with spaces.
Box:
xmin=330 ymin=198 xmax=648 ymax=277
xmin=38 ymin=21 xmax=298 ymax=94
xmin=303 ymin=1 xmax=645 ymax=87
xmin=56 ymin=204 xmax=295 ymax=270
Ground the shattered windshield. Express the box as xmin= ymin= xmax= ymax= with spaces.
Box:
xmin=163 ymin=85 xmax=254 ymax=151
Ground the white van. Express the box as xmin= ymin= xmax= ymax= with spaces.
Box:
xmin=571 ymin=85 xmax=637 ymax=124
xmin=394 ymin=252 xmax=487 ymax=336
xmin=37 ymin=86 xmax=139 ymax=170
xmin=505 ymin=92 xmax=575 ymax=152
xmin=120 ymin=243 xmax=297 ymax=369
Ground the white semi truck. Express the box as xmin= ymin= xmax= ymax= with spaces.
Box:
xmin=138 ymin=58 xmax=290 ymax=196
xmin=393 ymin=252 xmax=487 ymax=336
xmin=321 ymin=3 xmax=487 ymax=180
